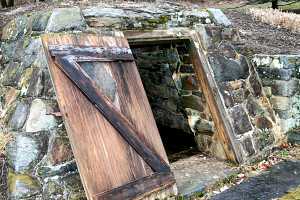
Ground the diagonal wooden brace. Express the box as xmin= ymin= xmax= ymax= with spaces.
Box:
xmin=51 ymin=51 xmax=171 ymax=173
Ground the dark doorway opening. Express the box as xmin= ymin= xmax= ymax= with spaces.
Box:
xmin=126 ymin=36 xmax=238 ymax=197
xmin=129 ymin=40 xmax=208 ymax=162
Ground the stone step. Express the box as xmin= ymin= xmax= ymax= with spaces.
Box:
xmin=171 ymin=154 xmax=237 ymax=197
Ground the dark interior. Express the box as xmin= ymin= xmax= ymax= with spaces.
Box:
xmin=129 ymin=40 xmax=199 ymax=162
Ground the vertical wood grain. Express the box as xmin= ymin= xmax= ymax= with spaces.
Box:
xmin=42 ymin=33 xmax=174 ymax=200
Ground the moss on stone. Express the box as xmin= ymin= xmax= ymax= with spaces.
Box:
xmin=8 ymin=169 xmax=41 ymax=194
xmin=141 ymin=15 xmax=170 ymax=29
xmin=18 ymin=67 xmax=34 ymax=94
xmin=280 ymin=186 xmax=300 ymax=200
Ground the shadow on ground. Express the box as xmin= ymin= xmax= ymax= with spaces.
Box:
xmin=212 ymin=160 xmax=300 ymax=200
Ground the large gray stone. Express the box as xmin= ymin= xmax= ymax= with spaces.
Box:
xmin=280 ymin=118 xmax=296 ymax=133
xmin=62 ymin=173 xmax=86 ymax=199
xmin=229 ymin=105 xmax=253 ymax=135
xmin=256 ymin=67 xmax=293 ymax=81
xmin=207 ymin=8 xmax=232 ymax=27
xmin=31 ymin=11 xmax=52 ymax=32
xmin=171 ymin=155 xmax=237 ymax=197
xmin=270 ymin=96 xmax=290 ymax=111
xmin=209 ymin=54 xmax=249 ymax=82
xmin=1 ymin=15 xmax=31 ymax=41
xmin=194 ymin=118 xmax=214 ymax=135
xmin=8 ymin=101 xmax=30 ymax=130
xmin=271 ymin=79 xmax=299 ymax=97
xmin=6 ymin=131 xmax=48 ymax=173
xmin=45 ymin=8 xmax=86 ymax=32
xmin=82 ymin=7 xmax=126 ymax=18
xmin=1 ymin=62 xmax=23 ymax=87
xmin=25 ymin=99 xmax=57 ymax=132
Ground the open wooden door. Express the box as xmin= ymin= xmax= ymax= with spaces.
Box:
xmin=42 ymin=33 xmax=177 ymax=200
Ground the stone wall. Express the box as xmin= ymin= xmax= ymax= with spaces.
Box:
xmin=0 ymin=3 xmax=232 ymax=199
xmin=253 ymin=55 xmax=300 ymax=134
xmin=196 ymin=25 xmax=283 ymax=161
xmin=0 ymin=2 xmax=286 ymax=199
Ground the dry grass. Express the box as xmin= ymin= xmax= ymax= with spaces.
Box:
xmin=0 ymin=133 xmax=11 ymax=155
xmin=248 ymin=8 xmax=300 ymax=33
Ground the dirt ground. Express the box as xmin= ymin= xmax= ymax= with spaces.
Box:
xmin=225 ymin=10 xmax=300 ymax=56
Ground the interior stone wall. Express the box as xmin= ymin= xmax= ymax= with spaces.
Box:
xmin=131 ymin=41 xmax=215 ymax=155
xmin=0 ymin=3 xmax=231 ymax=199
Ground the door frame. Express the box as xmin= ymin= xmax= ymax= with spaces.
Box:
xmin=125 ymin=28 xmax=243 ymax=163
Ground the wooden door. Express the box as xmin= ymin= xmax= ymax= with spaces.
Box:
xmin=42 ymin=33 xmax=177 ymax=200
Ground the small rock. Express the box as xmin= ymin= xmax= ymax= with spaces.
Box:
xmin=42 ymin=179 xmax=64 ymax=199
xmin=63 ymin=173 xmax=86 ymax=200
xmin=242 ymin=137 xmax=255 ymax=156
xmin=180 ymin=74 xmax=199 ymax=90
xmin=1 ymin=62 xmax=23 ymax=87
xmin=48 ymin=133 xmax=73 ymax=165
xmin=181 ymin=94 xmax=204 ymax=112
xmin=255 ymin=116 xmax=273 ymax=129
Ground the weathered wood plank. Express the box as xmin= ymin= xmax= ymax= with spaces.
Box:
xmin=42 ymin=33 xmax=175 ymax=200
xmin=54 ymin=55 xmax=170 ymax=173
xmin=49 ymin=45 xmax=134 ymax=61
xmin=94 ymin=172 xmax=175 ymax=200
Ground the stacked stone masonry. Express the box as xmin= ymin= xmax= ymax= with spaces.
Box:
xmin=0 ymin=2 xmax=285 ymax=199
xmin=196 ymin=25 xmax=283 ymax=161
xmin=131 ymin=41 xmax=215 ymax=154
xmin=253 ymin=55 xmax=300 ymax=134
